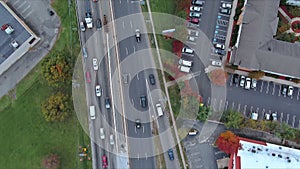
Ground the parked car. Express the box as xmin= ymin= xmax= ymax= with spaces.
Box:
xmin=188 ymin=29 xmax=199 ymax=36
xmin=281 ymin=85 xmax=288 ymax=95
xmin=191 ymin=0 xmax=204 ymax=6
xmin=190 ymin=6 xmax=201 ymax=12
xmin=245 ymin=77 xmax=251 ymax=90
xmin=105 ymin=98 xmax=111 ymax=109
xmin=95 ymin=85 xmax=102 ymax=97
xmin=220 ymin=8 xmax=231 ymax=15
xmin=189 ymin=12 xmax=201 ymax=18
xmin=96 ymin=18 xmax=102 ymax=30
xmin=190 ymin=18 xmax=199 ymax=24
xmin=188 ymin=129 xmax=198 ymax=136
xmin=82 ymin=47 xmax=88 ymax=58
xmin=135 ymin=119 xmax=141 ymax=129
xmin=149 ymin=74 xmax=156 ymax=85
xmin=80 ymin=21 xmax=86 ymax=32
xmin=168 ymin=149 xmax=174 ymax=161
xmin=251 ymin=112 xmax=258 ymax=120
xmin=182 ymin=47 xmax=194 ymax=54
xmin=188 ymin=36 xmax=195 ymax=42
xmin=251 ymin=79 xmax=257 ymax=88
xmin=102 ymin=155 xmax=108 ymax=168
xmin=233 ymin=74 xmax=239 ymax=84
xmin=86 ymin=71 xmax=91 ymax=83
xmin=265 ymin=113 xmax=270 ymax=120
xmin=140 ymin=95 xmax=148 ymax=108
xmin=239 ymin=75 xmax=245 ymax=87
xmin=221 ymin=2 xmax=232 ymax=9
xmin=214 ymin=43 xmax=225 ymax=50
xmin=287 ymin=86 xmax=294 ymax=96
xmin=215 ymin=49 xmax=226 ymax=55
xmin=272 ymin=112 xmax=277 ymax=121
xmin=211 ymin=60 xmax=222 ymax=67
xmin=93 ymin=58 xmax=98 ymax=70
xmin=135 ymin=29 xmax=141 ymax=42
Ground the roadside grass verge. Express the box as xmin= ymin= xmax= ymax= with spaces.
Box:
xmin=0 ymin=0 xmax=90 ymax=168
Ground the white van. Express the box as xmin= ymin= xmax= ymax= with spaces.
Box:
xmin=178 ymin=65 xmax=191 ymax=73
xmin=179 ymin=59 xmax=192 ymax=67
xmin=156 ymin=103 xmax=163 ymax=117
xmin=182 ymin=47 xmax=194 ymax=54
xmin=188 ymin=129 xmax=198 ymax=136
xmin=89 ymin=106 xmax=95 ymax=120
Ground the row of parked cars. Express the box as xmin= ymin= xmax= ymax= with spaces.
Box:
xmin=251 ymin=111 xmax=277 ymax=121
xmin=233 ymin=74 xmax=257 ymax=90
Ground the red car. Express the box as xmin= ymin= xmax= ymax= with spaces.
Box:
xmin=86 ymin=71 xmax=91 ymax=83
xmin=93 ymin=0 xmax=98 ymax=2
xmin=102 ymin=155 xmax=108 ymax=168
xmin=190 ymin=18 xmax=199 ymax=24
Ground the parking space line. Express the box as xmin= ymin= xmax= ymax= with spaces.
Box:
xmin=122 ymin=21 xmax=125 ymax=28
xmin=286 ymin=114 xmax=290 ymax=124
xmin=272 ymin=83 xmax=275 ymax=95
xmin=297 ymin=90 xmax=300 ymax=100
xmin=229 ymin=76 xmax=233 ymax=86
xmin=125 ymin=47 xmax=128 ymax=55
xmin=219 ymin=99 xmax=223 ymax=112
xmin=237 ymin=103 xmax=241 ymax=112
xmin=280 ymin=112 xmax=283 ymax=123
xmin=15 ymin=1 xmax=26 ymax=9
xmin=231 ymin=102 xmax=235 ymax=109
xmin=13 ymin=0 xmax=21 ymax=6
xmin=131 ymin=98 xmax=134 ymax=106
xmin=243 ymin=105 xmax=247 ymax=115
xmin=292 ymin=115 xmax=296 ymax=127
xmin=207 ymin=97 xmax=211 ymax=105
xmin=260 ymin=81 xmax=264 ymax=93
xmin=266 ymin=82 xmax=269 ymax=94
xmin=133 ymin=46 xmax=135 ymax=53
xmin=278 ymin=85 xmax=282 ymax=97
xmin=130 ymin=20 xmax=132 ymax=28
xmin=262 ymin=109 xmax=265 ymax=119
xmin=256 ymin=107 xmax=259 ymax=112
xmin=225 ymin=100 xmax=228 ymax=110
xmin=212 ymin=98 xmax=217 ymax=109
xmin=250 ymin=106 xmax=253 ymax=112
xmin=218 ymin=13 xmax=230 ymax=17
xmin=21 ymin=4 xmax=31 ymax=14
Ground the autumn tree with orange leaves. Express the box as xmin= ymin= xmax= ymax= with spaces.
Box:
xmin=216 ymin=131 xmax=241 ymax=155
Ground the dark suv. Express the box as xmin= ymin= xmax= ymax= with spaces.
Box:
xmin=140 ymin=96 xmax=147 ymax=108
xmin=149 ymin=74 xmax=156 ymax=85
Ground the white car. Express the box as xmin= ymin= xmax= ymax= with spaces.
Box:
xmin=188 ymin=36 xmax=195 ymax=42
xmin=190 ymin=6 xmax=201 ymax=12
xmin=240 ymin=76 xmax=245 ymax=87
xmin=221 ymin=2 xmax=232 ymax=9
xmin=265 ymin=113 xmax=270 ymax=120
xmin=110 ymin=134 xmax=114 ymax=145
xmin=95 ymin=85 xmax=102 ymax=97
xmin=211 ymin=60 xmax=222 ymax=66
xmin=245 ymin=77 xmax=251 ymax=90
xmin=272 ymin=112 xmax=277 ymax=121
xmin=251 ymin=79 xmax=257 ymax=88
xmin=287 ymin=86 xmax=293 ymax=96
xmin=92 ymin=58 xmax=98 ymax=70
xmin=100 ymin=128 xmax=105 ymax=139
xmin=189 ymin=12 xmax=201 ymax=18
xmin=215 ymin=43 xmax=225 ymax=50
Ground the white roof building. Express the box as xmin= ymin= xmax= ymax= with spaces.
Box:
xmin=229 ymin=137 xmax=300 ymax=169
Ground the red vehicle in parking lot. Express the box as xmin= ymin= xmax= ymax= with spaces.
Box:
xmin=190 ymin=18 xmax=199 ymax=24
xmin=102 ymin=155 xmax=108 ymax=168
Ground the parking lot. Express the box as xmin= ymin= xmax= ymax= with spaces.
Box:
xmin=204 ymin=74 xmax=300 ymax=129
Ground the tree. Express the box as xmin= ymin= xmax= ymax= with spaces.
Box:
xmin=42 ymin=51 xmax=73 ymax=87
xmin=209 ymin=68 xmax=228 ymax=86
xmin=172 ymin=40 xmax=184 ymax=56
xmin=197 ymin=105 xmax=211 ymax=122
xmin=42 ymin=154 xmax=60 ymax=169
xmin=216 ymin=131 xmax=241 ymax=155
xmin=42 ymin=92 xmax=71 ymax=122
xmin=279 ymin=123 xmax=296 ymax=140
xmin=248 ymin=71 xmax=265 ymax=79
xmin=224 ymin=109 xmax=244 ymax=129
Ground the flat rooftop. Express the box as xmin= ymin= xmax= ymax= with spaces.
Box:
xmin=0 ymin=1 xmax=39 ymax=74
xmin=236 ymin=138 xmax=300 ymax=169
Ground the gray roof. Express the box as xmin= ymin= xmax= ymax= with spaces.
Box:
xmin=233 ymin=0 xmax=300 ymax=78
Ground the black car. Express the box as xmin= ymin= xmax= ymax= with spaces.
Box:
xmin=140 ymin=95 xmax=148 ymax=108
xmin=96 ymin=18 xmax=102 ymax=30
xmin=135 ymin=119 xmax=141 ymax=129
xmin=168 ymin=149 xmax=174 ymax=161
xmin=220 ymin=8 xmax=231 ymax=15
xmin=215 ymin=49 xmax=226 ymax=56
xmin=233 ymin=74 xmax=239 ymax=84
xmin=149 ymin=74 xmax=156 ymax=85
xmin=135 ymin=29 xmax=141 ymax=42
xmin=105 ymin=98 xmax=111 ymax=109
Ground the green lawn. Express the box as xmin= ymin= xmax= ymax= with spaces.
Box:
xmin=0 ymin=0 xmax=91 ymax=168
